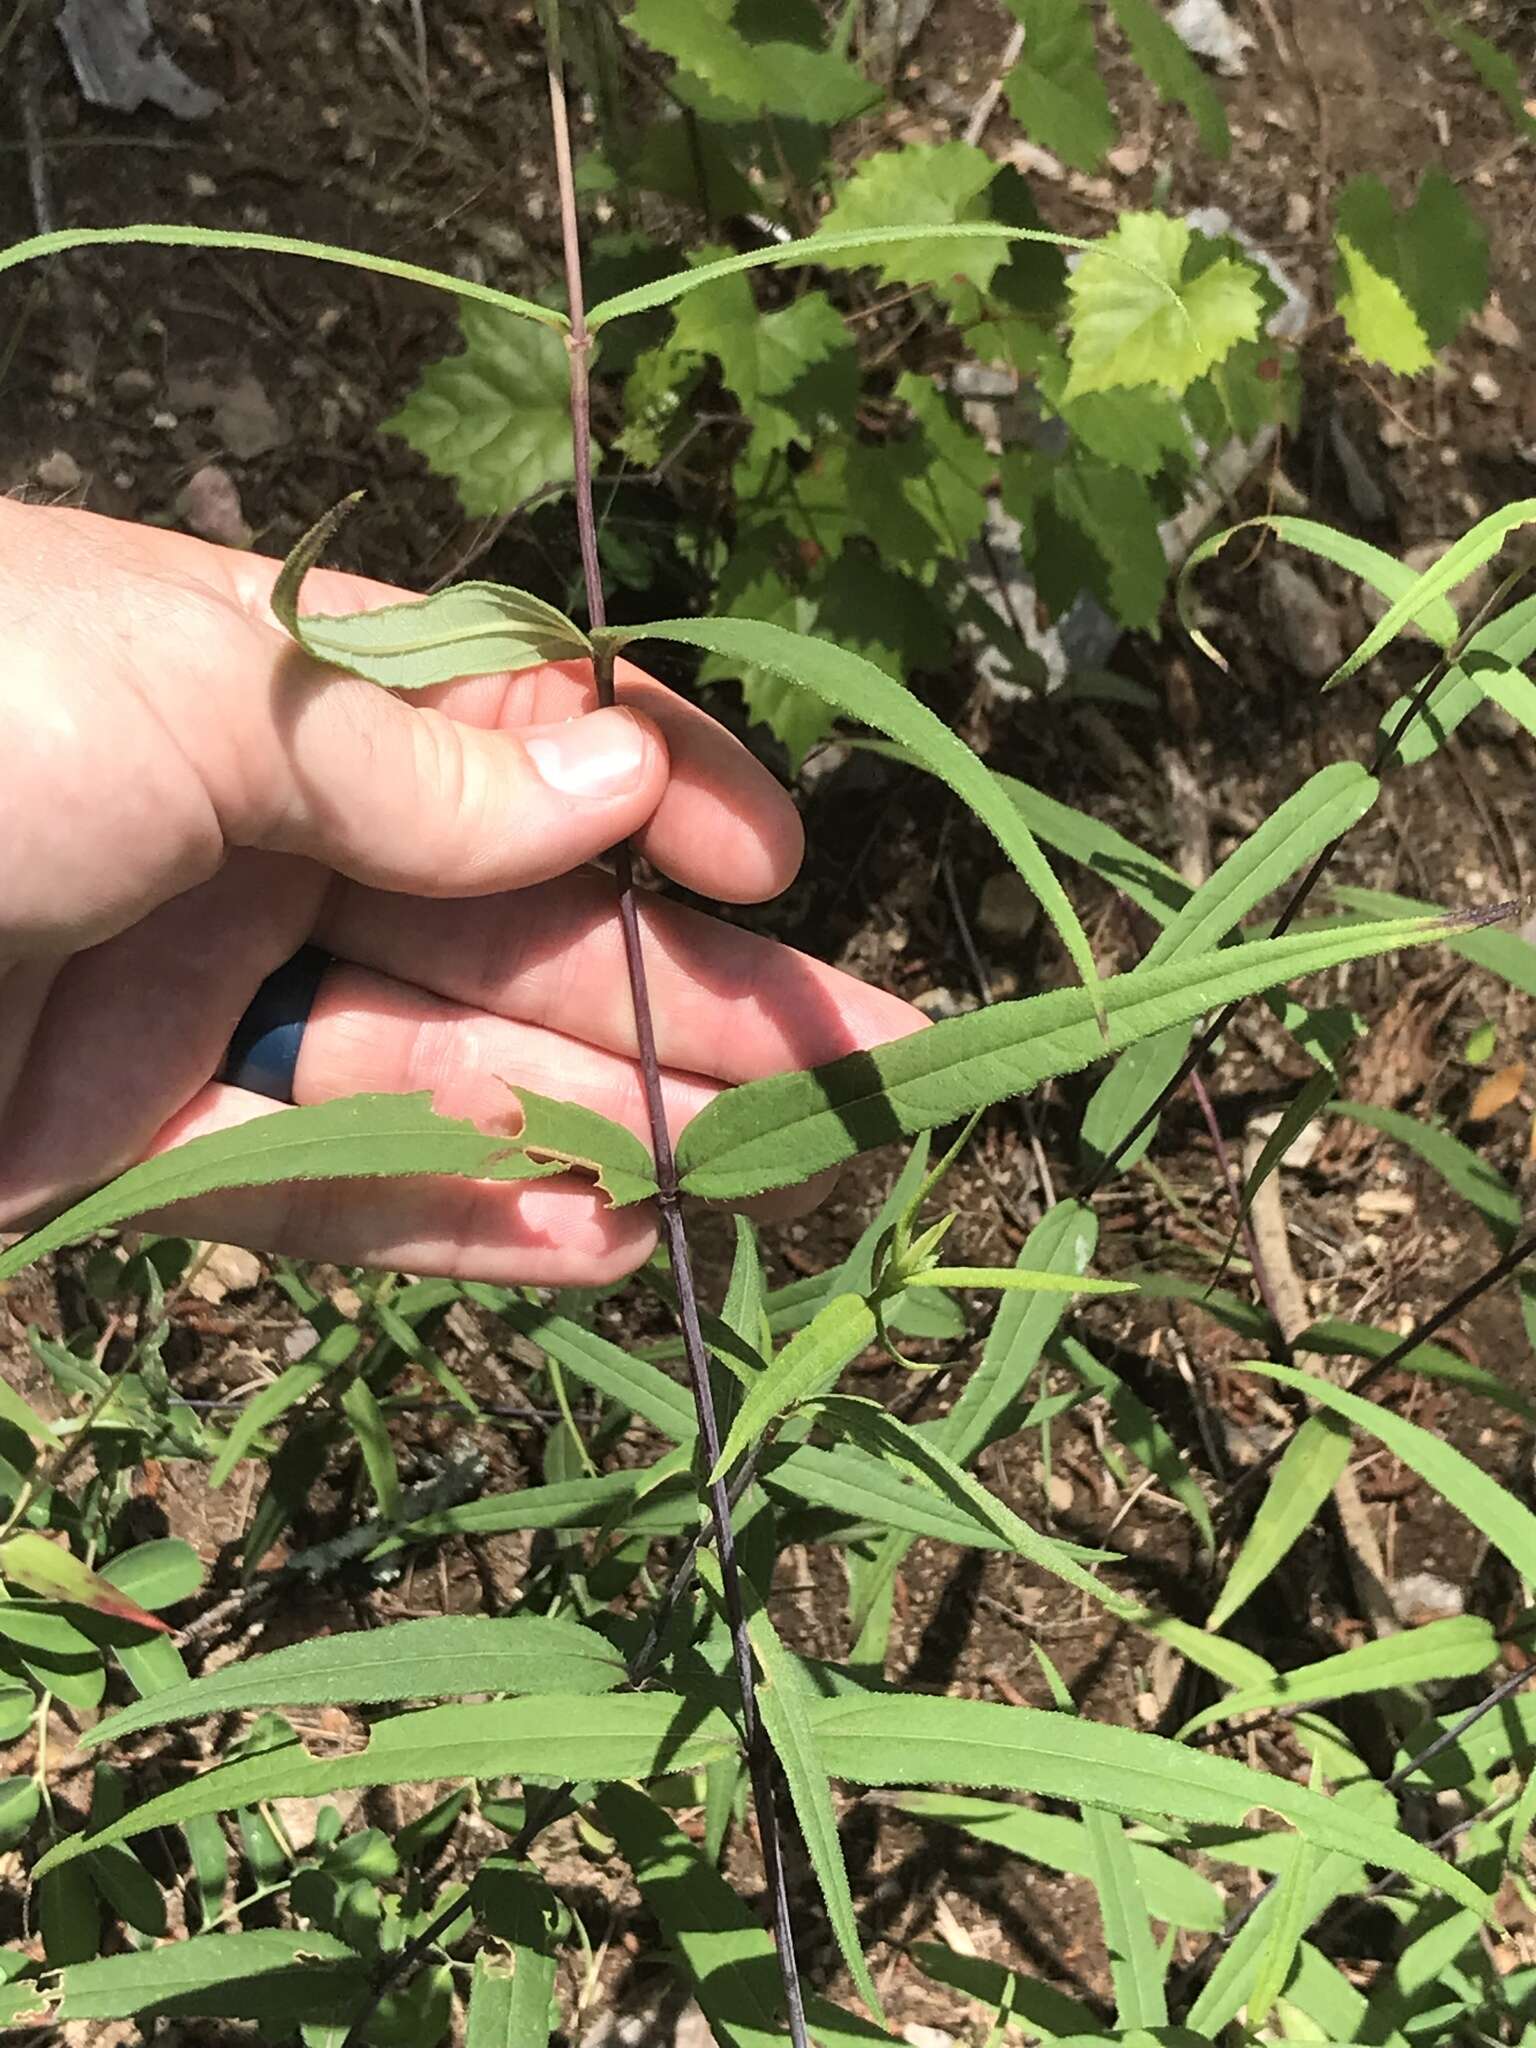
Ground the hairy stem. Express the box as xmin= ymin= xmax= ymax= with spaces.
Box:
xmin=547 ymin=39 xmax=811 ymax=2047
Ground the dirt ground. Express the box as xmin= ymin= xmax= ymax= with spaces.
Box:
xmin=3 ymin=0 xmax=1536 ymax=2039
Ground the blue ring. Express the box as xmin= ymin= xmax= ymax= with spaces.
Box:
xmin=220 ymin=946 xmax=332 ymax=1103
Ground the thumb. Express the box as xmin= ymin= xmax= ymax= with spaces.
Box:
xmin=241 ymin=669 xmax=671 ymax=895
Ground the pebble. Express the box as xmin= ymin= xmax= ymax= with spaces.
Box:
xmin=1470 ymin=370 xmax=1502 ymax=406
xmin=902 ymin=2028 xmax=955 ymax=2048
xmin=1355 ymin=1188 xmax=1416 ymax=1222
xmin=1474 ymin=300 xmax=1521 ymax=349
xmin=976 ymin=869 xmax=1040 ymax=944
xmin=1263 ymin=558 xmax=1344 ymax=680
xmin=1393 ymin=1571 xmax=1463 ymax=1619
xmin=34 ymin=448 xmax=82 ymax=491
xmin=111 ymin=365 xmax=155 ymax=405
xmin=1284 ymin=191 xmax=1312 ymax=236
xmin=187 ymin=1242 xmax=264 ymax=1303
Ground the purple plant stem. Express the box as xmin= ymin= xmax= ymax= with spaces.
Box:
xmin=547 ymin=47 xmax=811 ymax=2048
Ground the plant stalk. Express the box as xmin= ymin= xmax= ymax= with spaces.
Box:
xmin=547 ymin=41 xmax=811 ymax=2048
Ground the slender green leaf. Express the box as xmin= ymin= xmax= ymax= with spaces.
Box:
xmin=884 ymin=1792 xmax=1224 ymax=1930
xmin=675 ymin=915 xmax=1461 ymax=1200
xmin=1206 ymin=1412 xmax=1351 ymax=1632
xmin=0 ymin=1093 xmax=559 ymax=1285
xmin=909 ymin=1265 xmax=1129 ymax=1297
xmin=0 ymin=225 xmax=565 ymax=326
xmin=807 ymin=1693 xmax=1490 ymax=1916
xmin=1002 ymin=0 xmax=1116 ymax=172
xmin=620 ymin=615 xmax=1102 ymax=1006
xmin=86 ymin=1616 xmax=625 ymax=1747
xmin=1329 ymin=1100 xmax=1519 ymax=1244
xmin=744 ymin=1604 xmax=884 ymax=2019
xmin=596 ymin=1783 xmax=899 ymax=2048
xmin=1057 ymin=1334 xmax=1214 ymax=1550
xmin=210 ymin=1344 xmax=350 ymax=1489
xmin=340 ymin=1376 xmax=400 ymax=1521
xmin=588 ymin=223 xmax=1088 ymax=328
xmin=943 ymin=1202 xmax=1098 ymax=1465
xmin=48 ymin=1931 xmax=367 ymax=2027
xmin=1332 ymin=884 xmax=1536 ymax=996
xmin=1247 ymin=1831 xmax=1320 ymax=2028
xmin=1107 ymin=0 xmax=1229 ymax=154
xmin=909 ymin=1941 xmax=1096 ymax=2041
xmin=1178 ymin=1616 xmax=1498 ymax=1739
xmin=40 ymin=1693 xmax=736 ymax=1874
xmin=1240 ymin=1359 xmax=1536 ymax=1589
xmin=0 ymin=1379 xmax=62 ymax=1449
xmin=1324 ymin=499 xmax=1536 ymax=691
xmin=1423 ymin=0 xmax=1536 ymax=134
xmin=501 ymin=1302 xmax=696 ymax=1442
xmin=1242 ymin=1070 xmax=1337 ymax=1221
xmin=271 ymin=498 xmax=590 ymax=688
xmin=763 ymin=1443 xmax=1019 ymax=1550
xmin=1177 ymin=516 xmax=1461 ymax=668
xmin=713 ymin=1295 xmax=876 ymax=1477
xmin=1084 ymin=1804 xmax=1168 ymax=2029
xmin=811 ymin=1395 xmax=1133 ymax=1619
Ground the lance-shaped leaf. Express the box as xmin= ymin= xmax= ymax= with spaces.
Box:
xmin=612 ymin=615 xmax=1102 ymax=1008
xmin=713 ymin=1295 xmax=876 ymax=1478
xmin=500 ymin=1301 xmax=695 ymax=1442
xmin=1206 ymin=1413 xmax=1351 ymax=1633
xmin=884 ymin=1792 xmax=1223 ymax=1930
xmin=595 ymin=1783 xmax=900 ymax=2048
xmin=0 ymin=224 xmax=564 ymax=327
xmin=676 ymin=913 xmax=1462 ymax=1201
xmin=86 ymin=1614 xmax=624 ymax=1748
xmin=500 ymin=1086 xmax=658 ymax=1207
xmin=0 ymin=1534 xmax=169 ymax=1635
xmin=36 ymin=1693 xmax=737 ymax=1874
xmin=466 ymin=1945 xmax=556 ymax=2047
xmin=45 ymin=1930 xmax=368 ymax=2029
xmin=1238 ymin=1359 xmax=1536 ymax=1589
xmin=0 ymin=1092 xmax=606 ymax=1286
xmin=1178 ymin=1616 xmax=1499 ymax=1741
xmin=271 ymin=498 xmax=590 ymax=689
xmin=805 ymin=1693 xmax=1491 ymax=1916
xmin=1085 ymin=1803 xmax=1167 ymax=2030
xmin=1176 ymin=514 xmax=1460 ymax=669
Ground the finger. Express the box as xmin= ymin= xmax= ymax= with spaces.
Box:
xmin=295 ymin=963 xmax=721 ymax=1148
xmin=293 ymin=962 xmax=844 ymax=1227
xmin=216 ymin=544 xmax=803 ymax=903
xmin=135 ymin=1084 xmax=659 ymax=1286
xmin=317 ymin=872 xmax=927 ymax=1084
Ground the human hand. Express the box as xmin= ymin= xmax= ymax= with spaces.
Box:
xmin=0 ymin=498 xmax=922 ymax=1283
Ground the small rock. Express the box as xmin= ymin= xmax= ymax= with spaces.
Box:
xmin=976 ymin=869 xmax=1040 ymax=944
xmin=1284 ymin=191 xmax=1312 ymax=236
xmin=1394 ymin=1570 xmax=1463 ymax=1620
xmin=1035 ymin=1463 xmax=1073 ymax=1514
xmin=166 ymin=366 xmax=287 ymax=459
xmin=111 ymin=365 xmax=155 ymax=405
xmin=1470 ymin=369 xmax=1502 ymax=406
xmin=673 ymin=2007 xmax=716 ymax=2048
xmin=902 ymin=2028 xmax=955 ymax=2048
xmin=915 ymin=987 xmax=978 ymax=1021
xmin=1264 ymin=558 xmax=1344 ymax=680
xmin=283 ymin=1319 xmax=319 ymax=1361
xmin=1107 ymin=141 xmax=1149 ymax=177
xmin=1474 ymin=299 xmax=1521 ymax=349
xmin=175 ymin=463 xmax=252 ymax=549
xmin=1355 ymin=1188 xmax=1416 ymax=1223
xmin=186 ymin=170 xmax=218 ymax=199
xmin=35 ymin=447 xmax=82 ymax=491
xmin=1167 ymin=0 xmax=1256 ymax=76
xmin=188 ymin=1242 xmax=264 ymax=1302
xmin=1246 ymin=1108 xmax=1322 ymax=1172
xmin=1135 ymin=1689 xmax=1161 ymax=1725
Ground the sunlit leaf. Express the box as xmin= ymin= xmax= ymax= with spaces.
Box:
xmin=713 ymin=1295 xmax=875 ymax=1476
xmin=1206 ymin=1413 xmax=1350 ymax=1633
xmin=87 ymin=1615 xmax=625 ymax=1748
xmin=675 ymin=914 xmax=1460 ymax=1200
xmin=383 ymin=305 xmax=585 ymax=517
xmin=272 ymin=499 xmax=589 ymax=689
xmin=818 ymin=142 xmax=1007 ymax=294
xmin=1064 ymin=212 xmax=1263 ymax=400
xmin=0 ymin=1535 xmax=169 ymax=1635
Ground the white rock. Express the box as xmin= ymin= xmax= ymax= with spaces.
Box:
xmin=1474 ymin=299 xmax=1521 ymax=349
xmin=35 ymin=448 xmax=82 ymax=491
xmin=902 ymin=2028 xmax=956 ymax=2048
xmin=1394 ymin=1571 xmax=1463 ymax=1619
xmin=1284 ymin=191 xmax=1313 ymax=236
xmin=1167 ymin=0 xmax=1256 ymax=76
xmin=188 ymin=1242 xmax=264 ymax=1302
xmin=1470 ymin=370 xmax=1502 ymax=406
